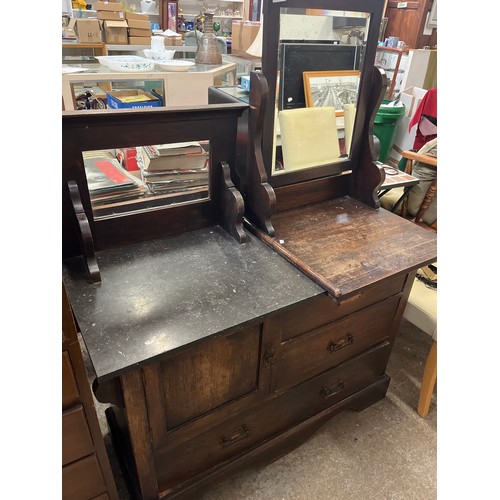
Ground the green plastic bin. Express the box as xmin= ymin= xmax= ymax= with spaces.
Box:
xmin=373 ymin=100 xmax=405 ymax=163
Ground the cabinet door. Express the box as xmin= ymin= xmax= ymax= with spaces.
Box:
xmin=140 ymin=322 xmax=264 ymax=450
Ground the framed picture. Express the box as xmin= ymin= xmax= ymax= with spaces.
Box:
xmin=303 ymin=70 xmax=360 ymax=116
xmin=160 ymin=0 xmax=178 ymax=32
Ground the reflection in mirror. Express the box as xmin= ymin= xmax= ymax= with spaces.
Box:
xmin=272 ymin=8 xmax=370 ymax=176
xmin=82 ymin=141 xmax=210 ymax=219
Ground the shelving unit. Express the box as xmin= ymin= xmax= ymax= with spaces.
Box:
xmin=374 ymin=46 xmax=410 ymax=100
xmin=179 ymin=0 xmax=245 ymax=35
xmin=62 ymin=61 xmax=236 ymax=110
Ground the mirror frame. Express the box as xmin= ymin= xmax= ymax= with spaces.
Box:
xmin=261 ymin=0 xmax=385 ymax=187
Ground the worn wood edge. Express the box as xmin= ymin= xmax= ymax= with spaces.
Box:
xmin=244 ymin=220 xmax=341 ymax=299
xmin=68 ymin=180 xmax=101 ymax=284
xmin=157 ymin=375 xmax=390 ymax=499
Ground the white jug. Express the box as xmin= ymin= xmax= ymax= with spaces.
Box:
xmin=141 ymin=0 xmax=156 ymax=14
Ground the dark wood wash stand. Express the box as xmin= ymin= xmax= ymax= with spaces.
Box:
xmin=62 ymin=2 xmax=436 ymax=499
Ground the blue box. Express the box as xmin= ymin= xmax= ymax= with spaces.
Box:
xmin=240 ymin=75 xmax=250 ymax=92
xmin=106 ymin=90 xmax=162 ymax=109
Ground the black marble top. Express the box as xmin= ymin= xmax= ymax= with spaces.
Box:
xmin=63 ymin=225 xmax=324 ymax=382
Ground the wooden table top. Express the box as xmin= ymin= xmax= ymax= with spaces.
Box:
xmin=270 ymin=196 xmax=437 ymax=298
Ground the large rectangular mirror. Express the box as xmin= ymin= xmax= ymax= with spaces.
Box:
xmin=261 ymin=0 xmax=385 ymax=187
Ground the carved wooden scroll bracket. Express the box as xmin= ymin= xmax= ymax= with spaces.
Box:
xmin=245 ymin=71 xmax=276 ymax=237
xmin=349 ymin=67 xmax=388 ymax=208
xmin=68 ymin=180 xmax=101 ymax=284
xmin=218 ymin=161 xmax=247 ymax=244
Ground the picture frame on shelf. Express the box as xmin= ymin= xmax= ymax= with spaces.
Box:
xmin=160 ymin=0 xmax=178 ymax=32
xmin=303 ymin=70 xmax=360 ymax=116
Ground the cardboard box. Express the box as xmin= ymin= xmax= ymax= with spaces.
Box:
xmin=94 ymin=1 xmax=124 ymax=12
xmin=128 ymin=36 xmax=151 ymax=45
xmin=106 ymin=90 xmax=162 ymax=109
xmin=125 ymin=12 xmax=150 ymax=21
xmin=164 ymin=35 xmax=182 ymax=46
xmin=400 ymin=86 xmax=427 ymax=118
xmin=76 ymin=19 xmax=102 ymax=43
xmin=128 ymin=27 xmax=152 ymax=37
xmin=104 ymin=20 xmax=128 ymax=44
xmin=126 ymin=18 xmax=151 ymax=30
xmin=231 ymin=21 xmax=260 ymax=55
xmin=97 ymin=10 xmax=125 ymax=21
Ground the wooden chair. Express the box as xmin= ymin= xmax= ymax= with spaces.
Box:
xmin=380 ymin=138 xmax=437 ymax=231
xmin=403 ymin=270 xmax=437 ymax=417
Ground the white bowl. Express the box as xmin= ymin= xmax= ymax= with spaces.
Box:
xmin=95 ymin=56 xmax=155 ymax=72
xmin=156 ymin=60 xmax=195 ymax=72
xmin=142 ymin=49 xmax=176 ymax=62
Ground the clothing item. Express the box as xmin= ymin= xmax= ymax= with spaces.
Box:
xmin=409 ymin=88 xmax=437 ymax=150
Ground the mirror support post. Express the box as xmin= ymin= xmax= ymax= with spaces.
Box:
xmin=349 ymin=67 xmax=387 ymax=208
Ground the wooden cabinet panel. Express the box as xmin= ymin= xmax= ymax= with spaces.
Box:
xmin=275 ymin=295 xmax=400 ymax=390
xmin=154 ymin=342 xmax=391 ymax=492
xmin=62 ymin=404 xmax=95 ymax=466
xmin=158 ymin=323 xmax=262 ymax=430
xmin=62 ymin=351 xmax=79 ymax=408
xmin=62 ymin=454 xmax=106 ymax=500
xmin=277 ymin=274 xmax=406 ymax=342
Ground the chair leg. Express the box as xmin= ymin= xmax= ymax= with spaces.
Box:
xmin=418 ymin=340 xmax=437 ymax=417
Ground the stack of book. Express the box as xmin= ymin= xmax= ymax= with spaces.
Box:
xmin=137 ymin=142 xmax=209 ymax=195
xmin=83 ymin=150 xmax=145 ymax=207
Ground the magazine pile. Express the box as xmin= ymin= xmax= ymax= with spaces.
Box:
xmin=136 ymin=141 xmax=209 ymax=196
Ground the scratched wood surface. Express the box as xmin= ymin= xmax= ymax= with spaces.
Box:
xmin=271 ymin=196 xmax=437 ymax=298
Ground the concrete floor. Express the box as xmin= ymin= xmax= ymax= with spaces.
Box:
xmin=88 ymin=318 xmax=436 ymax=500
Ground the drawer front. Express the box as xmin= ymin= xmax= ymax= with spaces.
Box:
xmin=62 ymin=404 xmax=95 ymax=466
xmin=155 ymin=342 xmax=391 ymax=492
xmin=62 ymin=453 xmax=106 ymax=500
xmin=62 ymin=351 xmax=79 ymax=408
xmin=276 ymin=295 xmax=400 ymax=390
xmin=91 ymin=495 xmax=110 ymax=500
xmin=278 ymin=274 xmax=406 ymax=341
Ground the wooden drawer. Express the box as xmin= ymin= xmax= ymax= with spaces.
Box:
xmin=277 ymin=274 xmax=406 ymax=341
xmin=91 ymin=494 xmax=110 ymax=500
xmin=62 ymin=404 xmax=95 ymax=466
xmin=62 ymin=351 xmax=79 ymax=408
xmin=154 ymin=342 xmax=391 ymax=493
xmin=275 ymin=294 xmax=400 ymax=390
xmin=62 ymin=453 xmax=106 ymax=500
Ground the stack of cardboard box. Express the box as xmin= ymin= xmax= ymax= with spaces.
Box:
xmin=125 ymin=12 xmax=152 ymax=45
xmin=95 ymin=1 xmax=128 ymax=44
